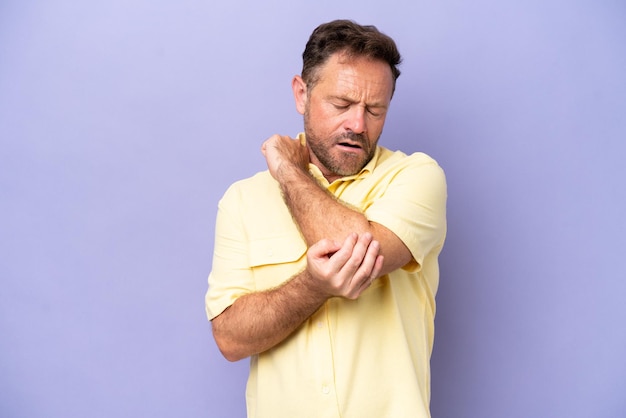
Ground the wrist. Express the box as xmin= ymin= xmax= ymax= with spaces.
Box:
xmin=276 ymin=160 xmax=310 ymax=185
xmin=297 ymin=268 xmax=330 ymax=302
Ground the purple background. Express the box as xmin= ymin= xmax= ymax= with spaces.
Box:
xmin=1 ymin=1 xmax=625 ymax=417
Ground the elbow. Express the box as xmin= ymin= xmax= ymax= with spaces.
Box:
xmin=212 ymin=327 xmax=249 ymax=362
xmin=217 ymin=343 xmax=247 ymax=363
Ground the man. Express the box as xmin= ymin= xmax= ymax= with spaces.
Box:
xmin=206 ymin=19 xmax=447 ymax=418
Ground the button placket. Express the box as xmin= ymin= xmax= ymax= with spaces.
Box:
xmin=314 ymin=303 xmax=338 ymax=404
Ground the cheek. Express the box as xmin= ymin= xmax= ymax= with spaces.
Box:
xmin=368 ymin=116 xmax=387 ymax=135
xmin=309 ymin=107 xmax=340 ymax=133
xmin=362 ymin=122 xmax=384 ymax=149
xmin=314 ymin=103 xmax=338 ymax=121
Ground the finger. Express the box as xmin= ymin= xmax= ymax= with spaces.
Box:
xmin=339 ymin=232 xmax=374 ymax=277
xmin=370 ymin=254 xmax=384 ymax=278
xmin=327 ymin=233 xmax=358 ymax=265
xmin=352 ymin=239 xmax=380 ymax=284
xmin=355 ymin=254 xmax=384 ymax=296
xmin=335 ymin=234 xmax=376 ymax=297
xmin=261 ymin=135 xmax=278 ymax=155
xmin=308 ymin=238 xmax=342 ymax=260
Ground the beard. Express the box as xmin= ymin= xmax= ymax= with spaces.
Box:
xmin=304 ymin=112 xmax=378 ymax=178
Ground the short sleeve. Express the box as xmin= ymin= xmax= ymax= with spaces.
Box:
xmin=364 ymin=153 xmax=447 ymax=271
xmin=205 ymin=184 xmax=254 ymax=320
xmin=205 ymin=174 xmax=307 ymax=321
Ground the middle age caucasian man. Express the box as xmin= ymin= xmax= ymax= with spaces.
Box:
xmin=206 ymin=20 xmax=447 ymax=418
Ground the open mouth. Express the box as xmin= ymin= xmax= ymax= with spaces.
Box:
xmin=338 ymin=141 xmax=362 ymax=149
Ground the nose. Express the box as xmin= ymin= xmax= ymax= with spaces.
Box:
xmin=344 ymin=106 xmax=366 ymax=134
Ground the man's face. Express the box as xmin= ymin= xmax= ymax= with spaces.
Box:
xmin=293 ymin=53 xmax=394 ymax=182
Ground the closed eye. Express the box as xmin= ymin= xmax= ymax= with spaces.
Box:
xmin=367 ymin=107 xmax=385 ymax=117
xmin=333 ymin=103 xmax=350 ymax=110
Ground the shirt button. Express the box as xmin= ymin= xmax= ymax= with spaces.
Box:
xmin=321 ymin=385 xmax=330 ymax=394
xmin=317 ymin=321 xmax=323 ymax=328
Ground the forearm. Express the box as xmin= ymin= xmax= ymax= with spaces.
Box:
xmin=277 ymin=163 xmax=411 ymax=275
xmin=212 ymin=229 xmax=385 ymax=361
xmin=278 ymin=164 xmax=370 ymax=245
xmin=211 ymin=269 xmax=327 ymax=362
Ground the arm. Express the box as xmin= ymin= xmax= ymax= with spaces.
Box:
xmin=212 ymin=232 xmax=383 ymax=361
xmin=261 ymin=134 xmax=412 ymax=276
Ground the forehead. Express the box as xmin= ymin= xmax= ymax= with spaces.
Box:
xmin=312 ymin=53 xmax=394 ymax=103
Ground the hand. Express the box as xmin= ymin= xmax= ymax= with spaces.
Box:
xmin=305 ymin=233 xmax=384 ymax=300
xmin=261 ymin=134 xmax=310 ymax=180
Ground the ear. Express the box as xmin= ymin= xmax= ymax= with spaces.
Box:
xmin=292 ymin=75 xmax=308 ymax=115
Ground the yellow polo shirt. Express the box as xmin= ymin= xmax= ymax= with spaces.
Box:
xmin=206 ymin=140 xmax=447 ymax=418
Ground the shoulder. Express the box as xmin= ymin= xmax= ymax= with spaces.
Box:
xmin=373 ymin=147 xmax=446 ymax=183
xmin=220 ymin=170 xmax=280 ymax=203
xmin=377 ymin=146 xmax=442 ymax=168
xmin=216 ymin=170 xmax=302 ymax=244
xmin=218 ymin=170 xmax=292 ymax=225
